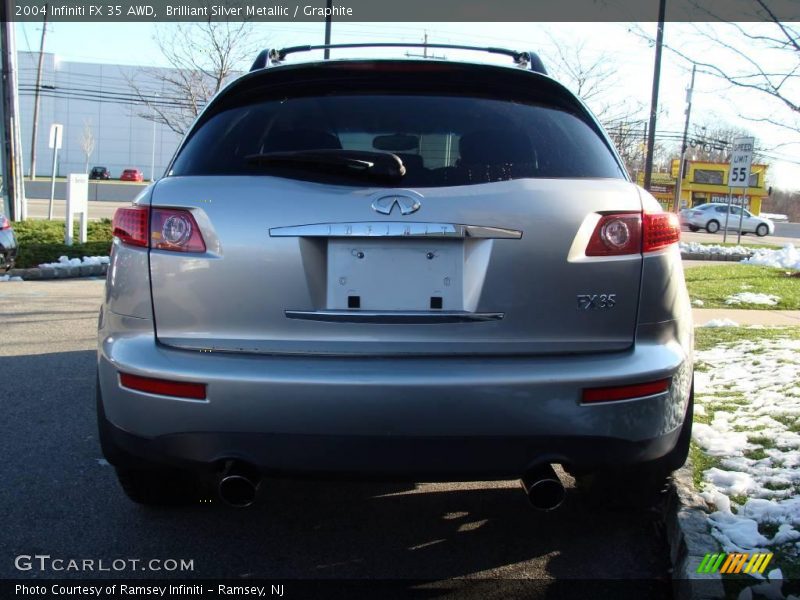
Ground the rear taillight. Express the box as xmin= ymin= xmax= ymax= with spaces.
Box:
xmin=0 ymin=215 xmax=10 ymax=230
xmin=582 ymin=378 xmax=671 ymax=403
xmin=586 ymin=214 xmax=642 ymax=256
xmin=119 ymin=372 xmax=207 ymax=400
xmin=585 ymin=211 xmax=680 ymax=256
xmin=112 ymin=206 xmax=206 ymax=252
xmin=643 ymin=212 xmax=681 ymax=252
xmin=112 ymin=206 xmax=149 ymax=247
xmin=150 ymin=208 xmax=206 ymax=253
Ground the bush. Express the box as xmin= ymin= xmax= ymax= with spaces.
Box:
xmin=13 ymin=219 xmax=113 ymax=268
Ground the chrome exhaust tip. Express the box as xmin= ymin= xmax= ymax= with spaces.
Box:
xmin=521 ymin=464 xmax=566 ymax=511
xmin=218 ymin=462 xmax=260 ymax=508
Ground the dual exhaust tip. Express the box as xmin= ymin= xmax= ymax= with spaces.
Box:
xmin=217 ymin=461 xmax=566 ymax=511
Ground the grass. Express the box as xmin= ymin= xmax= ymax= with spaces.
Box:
xmin=685 ymin=264 xmax=800 ymax=310
xmin=12 ymin=219 xmax=113 ymax=268
xmin=772 ymin=415 xmax=800 ymax=433
xmin=694 ymin=326 xmax=800 ymax=351
xmin=689 ymin=441 xmax=721 ymax=489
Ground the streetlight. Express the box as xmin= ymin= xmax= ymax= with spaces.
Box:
xmin=150 ymin=94 xmax=158 ymax=182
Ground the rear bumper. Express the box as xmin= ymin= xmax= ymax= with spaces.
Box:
xmin=101 ymin=417 xmax=682 ymax=480
xmin=98 ymin=313 xmax=692 ymax=478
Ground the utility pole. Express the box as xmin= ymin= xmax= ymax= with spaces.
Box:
xmin=29 ymin=7 xmax=48 ymax=179
xmin=405 ymin=32 xmax=446 ymax=60
xmin=643 ymin=0 xmax=666 ymax=191
xmin=1 ymin=4 xmax=27 ymax=220
xmin=672 ymin=63 xmax=696 ymax=213
xmin=323 ymin=0 xmax=332 ymax=59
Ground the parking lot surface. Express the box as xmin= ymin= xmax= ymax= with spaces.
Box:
xmin=1 ymin=279 xmax=671 ymax=594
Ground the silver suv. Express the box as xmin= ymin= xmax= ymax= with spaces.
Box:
xmin=97 ymin=45 xmax=693 ymax=510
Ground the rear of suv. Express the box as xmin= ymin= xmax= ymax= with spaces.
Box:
xmin=98 ymin=47 xmax=693 ymax=509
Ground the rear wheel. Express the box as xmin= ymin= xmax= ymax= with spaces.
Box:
xmin=577 ymin=383 xmax=693 ymax=509
xmin=688 ymin=225 xmax=699 ymax=232
xmin=706 ymin=220 xmax=720 ymax=233
xmin=756 ymin=224 xmax=769 ymax=237
xmin=97 ymin=374 xmax=201 ymax=506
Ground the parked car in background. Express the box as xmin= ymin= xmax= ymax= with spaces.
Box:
xmin=90 ymin=166 xmax=111 ymax=180
xmin=99 ymin=46 xmax=693 ymax=512
xmin=0 ymin=213 xmax=18 ymax=271
xmin=684 ymin=203 xmax=774 ymax=236
xmin=120 ymin=168 xmax=144 ymax=182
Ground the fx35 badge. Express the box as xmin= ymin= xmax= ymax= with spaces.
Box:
xmin=577 ymin=294 xmax=617 ymax=310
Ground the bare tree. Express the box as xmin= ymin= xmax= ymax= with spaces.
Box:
xmin=631 ymin=3 xmax=800 ymax=137
xmin=762 ymin=188 xmax=800 ymax=220
xmin=542 ymin=34 xmax=649 ymax=176
xmin=542 ymin=35 xmax=646 ymax=124
xmin=127 ymin=21 xmax=260 ymax=135
xmin=79 ymin=119 xmax=95 ymax=173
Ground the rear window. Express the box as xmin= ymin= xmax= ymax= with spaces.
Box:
xmin=170 ymin=94 xmax=625 ymax=186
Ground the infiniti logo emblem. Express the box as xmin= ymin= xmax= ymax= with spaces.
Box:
xmin=371 ymin=195 xmax=421 ymax=216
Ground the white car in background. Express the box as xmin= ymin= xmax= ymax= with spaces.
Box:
xmin=684 ymin=203 xmax=775 ymax=236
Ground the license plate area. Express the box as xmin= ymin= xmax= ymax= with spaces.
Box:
xmin=327 ymin=239 xmax=464 ymax=311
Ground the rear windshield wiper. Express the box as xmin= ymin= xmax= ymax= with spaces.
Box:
xmin=245 ymin=149 xmax=406 ymax=181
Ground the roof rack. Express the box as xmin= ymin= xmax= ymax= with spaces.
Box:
xmin=249 ymin=43 xmax=547 ymax=74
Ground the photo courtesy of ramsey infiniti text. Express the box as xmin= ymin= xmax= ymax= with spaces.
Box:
xmin=97 ymin=44 xmax=693 ymax=511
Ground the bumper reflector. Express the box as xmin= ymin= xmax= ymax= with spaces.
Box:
xmin=119 ymin=373 xmax=207 ymax=400
xmin=582 ymin=378 xmax=671 ymax=403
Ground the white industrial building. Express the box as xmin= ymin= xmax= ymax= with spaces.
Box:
xmin=17 ymin=51 xmax=184 ymax=179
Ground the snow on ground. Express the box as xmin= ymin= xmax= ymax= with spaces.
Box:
xmin=725 ymin=293 xmax=781 ymax=306
xmin=743 ymin=245 xmax=800 ymax=271
xmin=701 ymin=318 xmax=741 ymax=328
xmin=680 ymin=241 xmax=753 ymax=255
xmin=0 ymin=275 xmax=23 ymax=282
xmin=693 ymin=333 xmax=800 ymax=580
xmin=37 ymin=255 xmax=110 ymax=268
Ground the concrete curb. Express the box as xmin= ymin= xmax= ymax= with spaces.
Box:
xmin=668 ymin=462 xmax=725 ymax=600
xmin=7 ymin=263 xmax=108 ymax=280
xmin=681 ymin=252 xmax=752 ymax=262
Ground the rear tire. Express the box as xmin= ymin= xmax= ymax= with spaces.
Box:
xmin=688 ymin=225 xmax=699 ymax=232
xmin=756 ymin=224 xmax=768 ymax=237
xmin=706 ymin=220 xmax=720 ymax=233
xmin=577 ymin=382 xmax=693 ymax=509
xmin=97 ymin=373 xmax=201 ymax=506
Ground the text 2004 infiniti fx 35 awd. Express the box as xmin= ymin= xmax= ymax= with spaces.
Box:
xmin=97 ymin=46 xmax=692 ymax=510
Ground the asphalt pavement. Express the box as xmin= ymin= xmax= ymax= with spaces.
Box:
xmin=0 ymin=278 xmax=672 ymax=594
xmin=682 ymin=222 xmax=800 ymax=247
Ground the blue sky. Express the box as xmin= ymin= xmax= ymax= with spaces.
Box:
xmin=14 ymin=21 xmax=800 ymax=189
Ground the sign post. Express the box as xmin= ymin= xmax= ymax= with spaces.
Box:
xmin=724 ymin=136 xmax=754 ymax=244
xmin=65 ymin=173 xmax=88 ymax=245
xmin=47 ymin=123 xmax=63 ymax=221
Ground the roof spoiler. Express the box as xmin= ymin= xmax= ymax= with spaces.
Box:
xmin=250 ymin=43 xmax=547 ymax=74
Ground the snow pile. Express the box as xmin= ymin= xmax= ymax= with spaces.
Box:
xmin=725 ymin=292 xmax=781 ymax=306
xmin=0 ymin=274 xmax=23 ymax=282
xmin=701 ymin=318 xmax=740 ymax=328
xmin=760 ymin=212 xmax=788 ymax=222
xmin=693 ymin=299 xmax=705 ymax=307
xmin=38 ymin=255 xmax=110 ymax=269
xmin=743 ymin=244 xmax=800 ymax=271
xmin=692 ymin=334 xmax=800 ymax=579
xmin=680 ymin=241 xmax=753 ymax=255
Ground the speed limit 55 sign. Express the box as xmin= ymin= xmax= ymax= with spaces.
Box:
xmin=729 ymin=137 xmax=754 ymax=188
